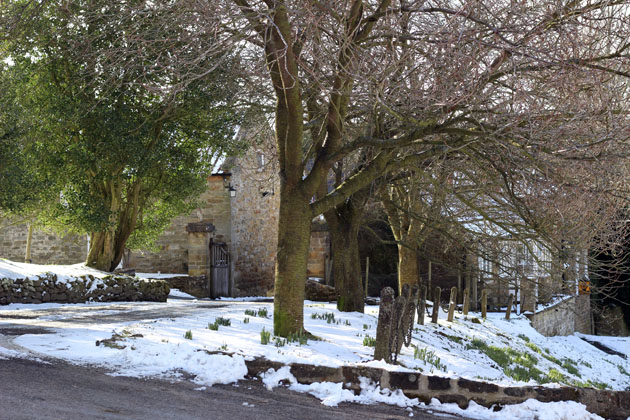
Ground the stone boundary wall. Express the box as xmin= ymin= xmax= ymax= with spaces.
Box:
xmin=0 ymin=274 xmax=169 ymax=305
xmin=0 ymin=224 xmax=86 ymax=265
xmin=243 ymin=357 xmax=629 ymax=420
xmin=153 ymin=275 xmax=209 ymax=299
xmin=526 ymin=295 xmax=592 ymax=336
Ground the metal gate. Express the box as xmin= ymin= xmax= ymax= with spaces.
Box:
xmin=210 ymin=241 xmax=230 ymax=298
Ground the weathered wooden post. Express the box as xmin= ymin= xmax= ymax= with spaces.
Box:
xmin=463 ymin=288 xmax=470 ymax=316
xmin=324 ymin=255 xmax=332 ymax=286
xmin=472 ymin=268 xmax=478 ymax=311
xmin=374 ymin=287 xmax=395 ymax=362
xmin=457 ymin=264 xmax=463 ymax=304
xmin=481 ymin=289 xmax=488 ymax=319
xmin=447 ymin=286 xmax=457 ymax=322
xmin=505 ymin=293 xmax=514 ymax=320
xmin=364 ymin=256 xmax=370 ymax=298
xmin=431 ymin=287 xmax=441 ymax=323
xmin=417 ymin=285 xmax=427 ymax=325
xmin=427 ymin=260 xmax=432 ymax=297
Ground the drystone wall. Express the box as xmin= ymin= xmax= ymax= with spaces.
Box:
xmin=0 ymin=274 xmax=169 ymax=305
xmin=245 ymin=358 xmax=629 ymax=420
xmin=527 ymin=295 xmax=592 ymax=336
xmin=0 ymin=223 xmax=86 ymax=265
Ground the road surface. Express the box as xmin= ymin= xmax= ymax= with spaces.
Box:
xmin=0 ymin=357 xmax=468 ymax=420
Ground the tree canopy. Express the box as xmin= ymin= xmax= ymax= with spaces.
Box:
xmin=1 ymin=0 xmax=244 ymax=270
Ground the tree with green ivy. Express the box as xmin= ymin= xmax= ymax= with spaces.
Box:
xmin=1 ymin=0 xmax=243 ymax=271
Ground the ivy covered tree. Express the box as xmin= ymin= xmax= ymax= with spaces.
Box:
xmin=1 ymin=1 xmax=243 ymax=270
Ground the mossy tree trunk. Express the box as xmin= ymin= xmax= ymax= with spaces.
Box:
xmin=397 ymin=243 xmax=419 ymax=292
xmin=86 ymin=178 xmax=141 ymax=272
xmin=273 ymin=189 xmax=312 ymax=336
xmin=325 ymin=192 xmax=366 ymax=313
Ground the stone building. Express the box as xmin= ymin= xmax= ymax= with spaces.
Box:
xmin=0 ymin=125 xmax=330 ymax=297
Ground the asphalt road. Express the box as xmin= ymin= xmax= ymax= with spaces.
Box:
xmin=0 ymin=357 xmax=467 ymax=420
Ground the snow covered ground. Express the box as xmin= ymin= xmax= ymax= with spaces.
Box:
xmin=0 ymin=259 xmax=115 ymax=282
xmin=1 ymin=262 xmax=628 ymax=419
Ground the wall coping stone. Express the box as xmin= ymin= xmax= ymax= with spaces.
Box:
xmin=239 ymin=356 xmax=629 ymax=420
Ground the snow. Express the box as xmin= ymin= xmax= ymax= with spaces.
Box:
xmin=4 ymin=299 xmax=629 ymax=393
xmin=1 ymin=262 xmax=629 ymax=419
xmin=168 ymin=289 xmax=197 ymax=299
xmin=429 ymin=399 xmax=603 ymax=420
xmin=136 ymin=272 xmax=187 ymax=279
xmin=0 ymin=259 xmax=112 ymax=282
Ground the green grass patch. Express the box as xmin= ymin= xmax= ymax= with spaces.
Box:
xmin=525 ymin=342 xmax=542 ymax=354
xmin=517 ymin=334 xmax=530 ymax=342
xmin=363 ymin=335 xmax=376 ymax=347
xmin=246 ymin=308 xmax=269 ymax=318
xmin=543 ymin=368 xmax=567 ymax=384
xmin=286 ymin=329 xmax=309 ymax=345
xmin=260 ymin=328 xmax=271 ymax=345
xmin=507 ymin=365 xmax=545 ymax=382
xmin=311 ymin=312 xmax=338 ymax=324
xmin=443 ymin=334 xmax=463 ymax=344
xmin=216 ymin=317 xmax=231 ymax=327
xmin=562 ymin=358 xmax=580 ymax=377
xmin=413 ymin=346 xmax=447 ymax=372
xmin=184 ymin=330 xmax=193 ymax=340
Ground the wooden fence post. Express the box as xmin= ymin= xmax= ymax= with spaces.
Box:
xmin=457 ymin=264 xmax=463 ymax=304
xmin=472 ymin=269 xmax=478 ymax=311
xmin=505 ymin=293 xmax=514 ymax=320
xmin=417 ymin=285 xmax=427 ymax=325
xmin=431 ymin=287 xmax=441 ymax=323
xmin=428 ymin=261 xmax=432 ymax=297
xmin=447 ymin=286 xmax=457 ymax=322
xmin=364 ymin=256 xmax=370 ymax=298
xmin=481 ymin=289 xmax=488 ymax=319
xmin=463 ymin=288 xmax=470 ymax=316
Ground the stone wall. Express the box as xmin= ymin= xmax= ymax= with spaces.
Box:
xmin=307 ymin=223 xmax=329 ymax=278
xmin=146 ymin=275 xmax=209 ymax=298
xmin=527 ymin=295 xmax=592 ymax=336
xmin=0 ymin=274 xmax=169 ymax=305
xmin=126 ymin=175 xmax=232 ymax=274
xmin=244 ymin=358 xmax=630 ymax=420
xmin=0 ymin=222 xmax=86 ymax=265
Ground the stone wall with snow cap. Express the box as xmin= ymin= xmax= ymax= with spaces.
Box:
xmin=0 ymin=260 xmax=169 ymax=305
xmin=526 ymin=295 xmax=592 ymax=336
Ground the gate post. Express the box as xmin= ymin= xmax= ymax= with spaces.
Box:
xmin=186 ymin=222 xmax=215 ymax=297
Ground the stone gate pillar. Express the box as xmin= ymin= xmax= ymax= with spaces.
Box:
xmin=186 ymin=222 xmax=215 ymax=289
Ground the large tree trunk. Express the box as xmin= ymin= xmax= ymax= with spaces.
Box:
xmin=398 ymin=243 xmax=419 ymax=292
xmin=326 ymin=201 xmax=364 ymax=313
xmin=87 ymin=230 xmax=117 ymax=271
xmin=86 ymin=180 xmax=140 ymax=272
xmin=273 ymin=189 xmax=312 ymax=337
